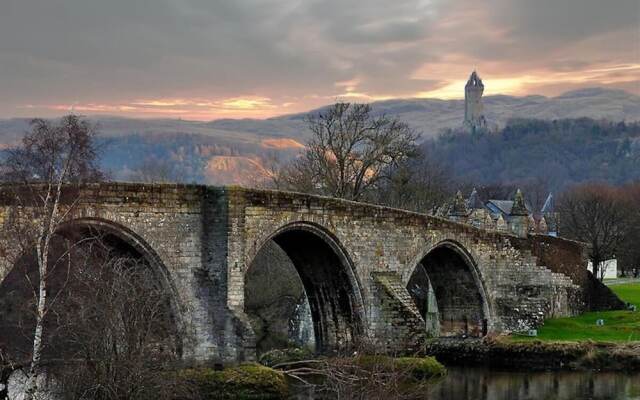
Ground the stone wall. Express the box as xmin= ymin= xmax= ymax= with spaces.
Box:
xmin=0 ymin=184 xmax=247 ymax=364
xmin=244 ymin=240 xmax=312 ymax=354
xmin=513 ymin=233 xmax=622 ymax=311
xmin=0 ymin=183 xmax=607 ymax=364
xmin=372 ymin=272 xmax=426 ymax=353
xmin=225 ymin=187 xmax=588 ymax=354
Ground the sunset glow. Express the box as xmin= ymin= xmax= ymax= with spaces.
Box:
xmin=1 ymin=0 xmax=637 ymax=120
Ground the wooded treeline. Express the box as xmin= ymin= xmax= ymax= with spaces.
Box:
xmin=423 ymin=118 xmax=640 ymax=192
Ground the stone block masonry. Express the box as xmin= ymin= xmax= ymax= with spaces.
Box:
xmin=0 ymin=183 xmax=621 ymax=364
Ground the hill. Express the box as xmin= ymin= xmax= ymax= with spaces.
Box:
xmin=423 ymin=118 xmax=640 ymax=192
xmin=270 ymin=87 xmax=640 ymax=138
xmin=0 ymin=88 xmax=638 ymax=185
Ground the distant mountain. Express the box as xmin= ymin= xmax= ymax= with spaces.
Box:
xmin=270 ymin=87 xmax=640 ymax=138
xmin=0 ymin=88 xmax=638 ymax=185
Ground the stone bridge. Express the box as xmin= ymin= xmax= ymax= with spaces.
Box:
xmin=0 ymin=183 xmax=618 ymax=364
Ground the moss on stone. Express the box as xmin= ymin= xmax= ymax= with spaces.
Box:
xmin=354 ymin=355 xmax=446 ymax=380
xmin=258 ymin=347 xmax=315 ymax=367
xmin=180 ymin=363 xmax=288 ymax=399
xmin=394 ymin=356 xmax=447 ymax=379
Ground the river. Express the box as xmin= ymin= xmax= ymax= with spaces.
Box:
xmin=428 ymin=367 xmax=640 ymax=400
xmin=291 ymin=366 xmax=640 ymax=399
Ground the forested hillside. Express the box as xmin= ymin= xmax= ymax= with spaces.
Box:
xmin=96 ymin=132 xmax=301 ymax=185
xmin=423 ymin=118 xmax=640 ymax=192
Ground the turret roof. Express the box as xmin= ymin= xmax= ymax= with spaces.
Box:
xmin=467 ymin=188 xmax=484 ymax=209
xmin=466 ymin=70 xmax=484 ymax=88
xmin=510 ymin=189 xmax=529 ymax=216
xmin=541 ymin=193 xmax=555 ymax=213
xmin=450 ymin=190 xmax=470 ymax=216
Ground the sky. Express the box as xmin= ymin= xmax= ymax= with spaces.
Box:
xmin=1 ymin=0 xmax=639 ymax=120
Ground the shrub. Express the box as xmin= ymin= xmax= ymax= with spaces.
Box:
xmin=258 ymin=347 xmax=314 ymax=367
xmin=355 ymin=355 xmax=446 ymax=380
xmin=393 ymin=357 xmax=447 ymax=380
xmin=180 ymin=363 xmax=288 ymax=399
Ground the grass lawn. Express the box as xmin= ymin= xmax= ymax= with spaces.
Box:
xmin=608 ymin=282 xmax=640 ymax=307
xmin=511 ymin=282 xmax=640 ymax=342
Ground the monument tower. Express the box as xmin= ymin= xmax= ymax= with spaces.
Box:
xmin=464 ymin=70 xmax=486 ymax=130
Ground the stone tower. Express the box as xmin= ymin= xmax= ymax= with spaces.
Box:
xmin=509 ymin=189 xmax=529 ymax=238
xmin=464 ymin=70 xmax=486 ymax=130
xmin=449 ymin=190 xmax=470 ymax=223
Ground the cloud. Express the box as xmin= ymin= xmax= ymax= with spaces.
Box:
xmin=488 ymin=0 xmax=639 ymax=43
xmin=0 ymin=0 xmax=637 ymax=119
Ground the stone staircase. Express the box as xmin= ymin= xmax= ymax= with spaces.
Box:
xmin=372 ymin=271 xmax=425 ymax=353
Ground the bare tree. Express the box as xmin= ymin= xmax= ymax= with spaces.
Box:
xmin=618 ymin=182 xmax=640 ymax=277
xmin=373 ymin=152 xmax=456 ymax=213
xmin=275 ymin=349 xmax=443 ymax=399
xmin=0 ymin=115 xmax=102 ymax=399
xmin=558 ymin=183 xmax=634 ymax=280
xmin=0 ymin=228 xmax=192 ymax=400
xmin=50 ymin=239 xmax=190 ymax=400
xmin=256 ymin=151 xmax=292 ymax=190
xmin=127 ymin=156 xmax=186 ymax=184
xmin=277 ymin=103 xmax=419 ymax=201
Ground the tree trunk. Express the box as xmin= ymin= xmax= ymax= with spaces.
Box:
xmin=24 ymin=243 xmax=48 ymax=400
xmin=25 ymin=194 xmax=57 ymax=400
xmin=592 ymin=256 xmax=603 ymax=282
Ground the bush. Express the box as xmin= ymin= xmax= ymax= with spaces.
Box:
xmin=355 ymin=355 xmax=446 ymax=380
xmin=180 ymin=363 xmax=288 ymax=399
xmin=258 ymin=347 xmax=314 ymax=367
xmin=393 ymin=357 xmax=447 ymax=380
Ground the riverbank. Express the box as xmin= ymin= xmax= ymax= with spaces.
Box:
xmin=424 ymin=282 xmax=640 ymax=372
xmin=425 ymin=337 xmax=640 ymax=371
xmin=509 ymin=282 xmax=639 ymax=342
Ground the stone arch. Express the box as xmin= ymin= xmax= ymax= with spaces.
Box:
xmin=0 ymin=217 xmax=184 ymax=358
xmin=407 ymin=240 xmax=491 ymax=337
xmin=245 ymin=221 xmax=366 ymax=353
xmin=55 ymin=217 xmax=184 ymax=329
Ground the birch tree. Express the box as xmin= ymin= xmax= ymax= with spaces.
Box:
xmin=1 ymin=115 xmax=102 ymax=399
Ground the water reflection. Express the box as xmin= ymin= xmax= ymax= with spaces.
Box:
xmin=290 ymin=367 xmax=640 ymax=399
xmin=428 ymin=367 xmax=640 ymax=400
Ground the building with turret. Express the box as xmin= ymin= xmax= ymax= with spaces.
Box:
xmin=435 ymin=189 xmax=557 ymax=238
xmin=464 ymin=70 xmax=487 ymax=130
